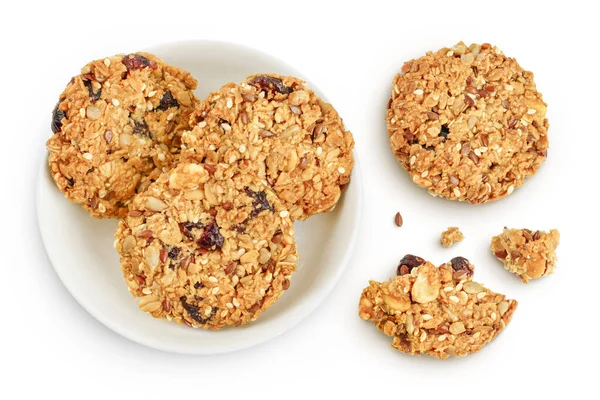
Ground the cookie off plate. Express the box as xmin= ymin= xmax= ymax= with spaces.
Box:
xmin=37 ymin=40 xmax=363 ymax=354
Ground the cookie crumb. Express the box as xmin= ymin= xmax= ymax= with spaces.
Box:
xmin=490 ymin=228 xmax=560 ymax=283
xmin=394 ymin=212 xmax=403 ymax=227
xmin=441 ymin=227 xmax=464 ymax=247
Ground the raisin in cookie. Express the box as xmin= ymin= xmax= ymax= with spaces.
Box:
xmin=182 ymin=74 xmax=354 ymax=220
xmin=387 ymin=42 xmax=548 ymax=203
xmin=491 ymin=228 xmax=560 ymax=283
xmin=115 ymin=163 xmax=298 ymax=329
xmin=359 ymin=255 xmax=517 ymax=359
xmin=47 ymin=53 xmax=198 ymax=218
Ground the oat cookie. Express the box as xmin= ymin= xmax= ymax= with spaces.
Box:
xmin=491 ymin=228 xmax=559 ymax=283
xmin=182 ymin=74 xmax=354 ymax=220
xmin=115 ymin=163 xmax=298 ymax=329
xmin=387 ymin=42 xmax=548 ymax=203
xmin=441 ymin=227 xmax=464 ymax=247
xmin=47 ymin=53 xmax=198 ymax=218
xmin=359 ymin=254 xmax=517 ymax=359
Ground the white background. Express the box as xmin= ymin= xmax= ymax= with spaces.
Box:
xmin=2 ymin=0 xmax=598 ymax=398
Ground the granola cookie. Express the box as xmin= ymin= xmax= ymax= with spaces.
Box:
xmin=387 ymin=42 xmax=548 ymax=203
xmin=47 ymin=53 xmax=198 ymax=218
xmin=491 ymin=228 xmax=560 ymax=283
xmin=115 ymin=163 xmax=298 ymax=329
xmin=359 ymin=255 xmax=517 ymax=359
xmin=441 ymin=227 xmax=464 ymax=247
xmin=181 ymin=74 xmax=354 ymax=220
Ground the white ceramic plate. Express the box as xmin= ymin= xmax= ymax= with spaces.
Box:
xmin=37 ymin=40 xmax=363 ymax=355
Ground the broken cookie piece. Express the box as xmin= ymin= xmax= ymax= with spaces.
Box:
xmin=359 ymin=255 xmax=517 ymax=359
xmin=441 ymin=227 xmax=464 ymax=247
xmin=491 ymin=228 xmax=560 ymax=283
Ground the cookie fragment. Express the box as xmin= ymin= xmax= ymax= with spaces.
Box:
xmin=46 ymin=52 xmax=198 ymax=218
xmin=441 ymin=227 xmax=464 ymax=247
xmin=359 ymin=255 xmax=517 ymax=359
xmin=115 ymin=163 xmax=298 ymax=329
xmin=491 ymin=228 xmax=560 ymax=283
xmin=181 ymin=73 xmax=354 ymax=220
xmin=387 ymin=42 xmax=549 ymax=203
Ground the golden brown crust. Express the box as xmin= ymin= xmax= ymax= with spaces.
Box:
xmin=47 ymin=52 xmax=198 ymax=218
xmin=181 ymin=74 xmax=354 ymax=220
xmin=387 ymin=42 xmax=548 ymax=203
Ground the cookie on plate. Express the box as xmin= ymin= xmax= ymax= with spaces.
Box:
xmin=491 ymin=228 xmax=560 ymax=283
xmin=115 ymin=163 xmax=298 ymax=329
xmin=181 ymin=74 xmax=354 ymax=220
xmin=359 ymin=255 xmax=517 ymax=359
xmin=387 ymin=42 xmax=548 ymax=203
xmin=47 ymin=52 xmax=198 ymax=218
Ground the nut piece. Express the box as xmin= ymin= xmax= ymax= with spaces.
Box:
xmin=383 ymin=294 xmax=411 ymax=312
xmin=121 ymin=235 xmax=136 ymax=253
xmin=86 ymin=105 xmax=102 ymax=120
xmin=411 ymin=265 xmax=441 ymax=304
xmin=144 ymin=247 xmax=159 ymax=270
xmin=449 ymin=321 xmax=466 ymax=335
xmin=441 ymin=227 xmax=464 ymax=247
xmin=168 ymin=163 xmax=209 ymax=190
xmin=139 ymin=295 xmax=162 ymax=313
xmin=463 ymin=281 xmax=484 ymax=294
xmin=146 ymin=196 xmax=168 ymax=212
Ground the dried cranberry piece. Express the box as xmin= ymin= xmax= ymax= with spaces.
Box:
xmin=122 ymin=54 xmax=154 ymax=72
xmin=180 ymin=296 xmax=216 ymax=324
xmin=438 ymin=124 xmax=450 ymax=142
xmin=396 ymin=254 xmax=425 ymax=275
xmin=179 ymin=221 xmax=204 ymax=240
xmin=233 ymin=223 xmax=247 ymax=233
xmin=66 ymin=177 xmax=75 ymax=187
xmin=156 ymin=90 xmax=179 ymax=111
xmin=245 ymin=188 xmax=274 ymax=218
xmin=168 ymin=247 xmax=181 ymax=259
xmin=132 ymin=120 xmax=152 ymax=138
xmin=197 ymin=221 xmax=224 ymax=250
xmin=83 ymin=79 xmax=102 ymax=101
xmin=182 ymin=221 xmax=204 ymax=230
xmin=450 ymin=256 xmax=473 ymax=277
xmin=194 ymin=282 xmax=203 ymax=289
xmin=248 ymin=75 xmax=293 ymax=94
xmin=51 ymin=103 xmax=66 ymax=133
xmin=402 ymin=128 xmax=414 ymax=144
